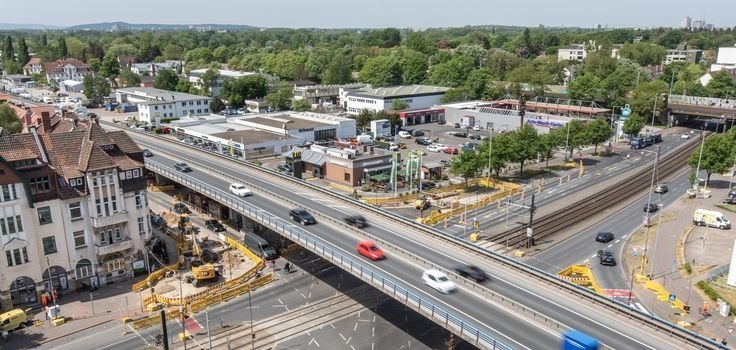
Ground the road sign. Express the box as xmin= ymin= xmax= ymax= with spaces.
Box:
xmin=526 ymin=228 xmax=533 ymax=238
xmin=669 ymin=294 xmax=677 ymax=302
xmin=622 ymin=105 xmax=632 ymax=117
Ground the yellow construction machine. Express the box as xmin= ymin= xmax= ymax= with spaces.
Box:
xmin=178 ymin=214 xmax=218 ymax=287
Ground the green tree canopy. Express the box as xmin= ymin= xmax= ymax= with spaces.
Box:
xmin=622 ymin=114 xmax=645 ymax=137
xmin=0 ymin=104 xmax=22 ymax=134
xmin=688 ymin=134 xmax=733 ymax=185
xmin=359 ymin=56 xmax=403 ymax=86
xmin=154 ymin=69 xmax=180 ymax=91
xmin=585 ymin=118 xmax=613 ymax=155
xmin=264 ymin=83 xmax=294 ymax=111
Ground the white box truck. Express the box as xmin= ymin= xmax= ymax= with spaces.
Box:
xmin=693 ymin=209 xmax=731 ymax=229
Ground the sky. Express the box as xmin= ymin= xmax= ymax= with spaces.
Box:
xmin=2 ymin=0 xmax=733 ymax=29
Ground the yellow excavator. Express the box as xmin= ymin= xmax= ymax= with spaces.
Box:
xmin=179 ymin=214 xmax=218 ymax=287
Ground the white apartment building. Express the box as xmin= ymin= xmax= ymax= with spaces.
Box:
xmin=0 ymin=122 xmax=151 ymax=311
xmin=710 ymin=46 xmax=736 ymax=72
xmin=115 ymin=87 xmax=213 ymax=124
xmin=44 ymin=58 xmax=90 ymax=86
xmin=188 ymin=69 xmax=278 ymax=96
xmin=341 ymin=85 xmax=449 ymax=116
xmin=558 ymin=44 xmax=587 ymax=61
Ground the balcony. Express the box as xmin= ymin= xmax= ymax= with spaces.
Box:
xmin=95 ymin=237 xmax=132 ymax=256
xmin=91 ymin=211 xmax=129 ymax=228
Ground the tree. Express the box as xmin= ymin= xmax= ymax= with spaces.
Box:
xmin=264 ymin=83 xmax=294 ymax=111
xmin=622 ymin=114 xmax=645 ymax=138
xmin=220 ymin=75 xmax=269 ymax=107
xmin=400 ymin=49 xmax=428 ymax=84
xmin=618 ymin=42 xmax=667 ymax=66
xmin=359 ymin=56 xmax=403 ymax=86
xmin=567 ymin=74 xmax=602 ymax=101
xmin=154 ymin=69 xmax=180 ymax=91
xmin=688 ymin=134 xmax=733 ymax=186
xmin=478 ymin=131 xmax=512 ymax=178
xmin=585 ymin=119 xmax=613 ymax=155
xmin=508 ymin=124 xmax=540 ymax=177
xmin=200 ymin=68 xmax=221 ymax=96
xmin=404 ymin=32 xmax=436 ymax=56
xmin=322 ymin=53 xmax=352 ymax=84
xmin=0 ymin=104 xmax=22 ymax=134
xmin=82 ymin=74 xmax=110 ymax=105
xmin=449 ymin=148 xmax=483 ymax=188
xmin=99 ymin=55 xmax=120 ymax=78
xmin=354 ymin=109 xmax=374 ymax=130
xmin=391 ymin=99 xmax=409 ymax=111
xmin=2 ymin=60 xmax=21 ymax=74
xmin=538 ymin=131 xmax=562 ymax=167
xmin=17 ymin=38 xmax=29 ymax=66
xmin=3 ymin=36 xmax=14 ymax=62
xmin=631 ymin=80 xmax=668 ymax=125
xmin=464 ymin=68 xmax=493 ymax=99
xmin=175 ymin=79 xmax=193 ymax=94
xmin=427 ymin=56 xmax=475 ymax=87
xmin=210 ymin=97 xmax=226 ymax=113
xmin=56 ymin=36 xmax=68 ymax=58
xmin=292 ymin=99 xmax=311 ymax=112
xmin=118 ymin=69 xmax=141 ymax=88
xmin=86 ymin=57 xmax=101 ymax=73
xmin=706 ymin=70 xmax=736 ymax=98
xmin=441 ymin=87 xmax=474 ymax=103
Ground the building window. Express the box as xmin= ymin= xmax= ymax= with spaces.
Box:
xmin=14 ymin=215 xmax=22 ymax=232
xmin=38 ymin=206 xmax=52 ymax=225
xmin=42 ymin=236 xmax=57 ymax=255
xmin=344 ymin=173 xmax=351 ymax=182
xmin=135 ymin=191 xmax=144 ymax=208
xmin=69 ymin=202 xmax=82 ymax=220
xmin=0 ymin=184 xmax=18 ymax=202
xmin=138 ymin=217 xmax=145 ymax=234
xmin=6 ymin=247 xmax=29 ymax=266
xmin=29 ymin=176 xmax=51 ymax=194
xmin=0 ymin=218 xmax=5 ymax=235
xmin=73 ymin=230 xmax=86 ymax=248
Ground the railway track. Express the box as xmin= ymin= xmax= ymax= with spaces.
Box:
xmin=490 ymin=138 xmax=704 ymax=248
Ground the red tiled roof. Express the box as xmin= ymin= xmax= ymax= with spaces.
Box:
xmin=44 ymin=58 xmax=89 ymax=74
xmin=0 ymin=133 xmax=41 ymax=161
xmin=23 ymin=57 xmax=42 ymax=69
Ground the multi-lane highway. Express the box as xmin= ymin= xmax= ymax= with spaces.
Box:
xmin=116 ymin=126 xmax=720 ymax=349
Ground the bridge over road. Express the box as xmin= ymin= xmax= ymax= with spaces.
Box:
xmin=668 ymin=94 xmax=736 ymax=121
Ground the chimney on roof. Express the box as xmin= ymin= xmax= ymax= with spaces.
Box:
xmin=41 ymin=111 xmax=51 ymax=132
xmin=89 ymin=113 xmax=99 ymax=125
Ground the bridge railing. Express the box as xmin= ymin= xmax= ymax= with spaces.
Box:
xmin=133 ymin=126 xmax=721 ymax=349
xmin=144 ymin=159 xmax=512 ymax=350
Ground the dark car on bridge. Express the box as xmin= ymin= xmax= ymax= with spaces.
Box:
xmin=204 ymin=219 xmax=226 ymax=232
xmin=175 ymin=162 xmax=192 ymax=172
xmin=643 ymin=203 xmax=659 ymax=212
xmin=454 ymin=264 xmax=488 ymax=283
xmin=344 ymin=214 xmax=367 ymax=228
xmin=289 ymin=208 xmax=316 ymax=225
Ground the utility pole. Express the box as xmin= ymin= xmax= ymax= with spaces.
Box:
xmin=160 ymin=309 xmax=170 ymax=350
xmin=519 ymin=93 xmax=527 ymax=128
xmin=527 ymin=194 xmax=536 ymax=248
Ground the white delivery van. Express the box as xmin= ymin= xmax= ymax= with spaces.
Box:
xmin=355 ymin=134 xmax=373 ymax=144
xmin=693 ymin=209 xmax=731 ymax=229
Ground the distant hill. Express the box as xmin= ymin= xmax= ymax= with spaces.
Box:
xmin=64 ymin=22 xmax=256 ymax=31
xmin=0 ymin=23 xmax=64 ymax=30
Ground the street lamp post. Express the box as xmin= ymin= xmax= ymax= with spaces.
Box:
xmin=487 ymin=125 xmax=494 ymax=185
xmin=651 ymin=94 xmax=659 ymax=128
xmin=564 ymin=120 xmax=572 ymax=162
xmin=640 ymin=146 xmax=661 ymax=277
xmin=694 ymin=129 xmax=706 ymax=190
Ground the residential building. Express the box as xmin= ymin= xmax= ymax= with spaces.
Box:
xmin=557 ymin=44 xmax=587 ymax=61
xmin=664 ymin=43 xmax=702 ymax=65
xmin=22 ymin=58 xmax=43 ymax=76
xmin=681 ymin=17 xmax=692 ymax=29
xmin=188 ymin=69 xmax=278 ymax=96
xmin=710 ymin=46 xmax=736 ymax=72
xmin=45 ymin=58 xmax=90 ymax=86
xmin=130 ymin=61 xmax=182 ymax=76
xmin=293 ymin=83 xmax=368 ymax=107
xmin=0 ymin=117 xmax=151 ymax=311
xmin=114 ymin=87 xmax=213 ymax=124
xmin=341 ymin=85 xmax=449 ymax=120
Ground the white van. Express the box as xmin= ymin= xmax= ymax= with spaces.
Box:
xmin=693 ymin=209 xmax=731 ymax=229
xmin=355 ymin=134 xmax=373 ymax=144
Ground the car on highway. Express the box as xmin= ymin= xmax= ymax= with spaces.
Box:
xmin=356 ymin=240 xmax=385 ymax=260
xmin=174 ymin=162 xmax=192 ymax=172
xmin=422 ymin=269 xmax=457 ymax=294
xmin=654 ymin=184 xmax=668 ymax=193
xmin=344 ymin=214 xmax=367 ymax=228
xmin=229 ymin=183 xmax=253 ymax=197
xmin=142 ymin=149 xmax=153 ymax=157
xmin=595 ymin=231 xmax=614 ymax=243
xmin=443 ymin=147 xmax=459 ymax=155
xmin=289 ymin=208 xmax=316 ymax=225
xmin=597 ymin=249 xmax=616 ymax=266
xmin=204 ymin=219 xmax=226 ymax=232
xmin=427 ymin=144 xmax=446 ymax=152
xmin=643 ymin=203 xmax=659 ymax=212
xmin=454 ymin=264 xmax=488 ymax=283
xmin=681 ymin=133 xmax=690 ymax=139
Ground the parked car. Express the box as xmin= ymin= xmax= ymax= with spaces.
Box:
xmin=654 ymin=184 xmax=668 ymax=193
xmin=277 ymin=163 xmax=293 ymax=173
xmin=643 ymin=203 xmax=659 ymax=212
xmin=443 ymin=147 xmax=459 ymax=155
xmin=454 ymin=264 xmax=488 ymax=283
xmin=229 ymin=183 xmax=253 ymax=197
xmin=472 ymin=125 xmax=481 ymax=131
xmin=356 ymin=241 xmax=385 ymax=261
xmin=398 ymin=131 xmax=412 ymax=139
xmin=597 ymin=249 xmax=616 ymax=266
xmin=422 ymin=269 xmax=457 ymax=294
xmin=142 ymin=149 xmax=154 ymax=157
xmin=289 ymin=208 xmax=316 ymax=225
xmin=595 ymin=231 xmax=614 ymax=243
xmin=439 ymin=159 xmax=452 ymax=167
xmin=450 ymin=131 xmax=468 ymax=138
xmin=344 ymin=214 xmax=367 ymax=228
xmin=427 ymin=144 xmax=446 ymax=152
xmin=388 ymin=142 xmax=399 ymax=151
xmin=417 ymin=181 xmax=436 ymax=190
xmin=415 ymin=137 xmax=432 ymax=145
xmin=468 ymin=134 xmax=482 ymax=140
xmin=453 ymin=123 xmax=461 ymax=128
xmin=204 ymin=219 xmax=226 ymax=232
xmin=174 ymin=162 xmax=192 ymax=172
xmin=681 ymin=133 xmax=691 ymax=139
